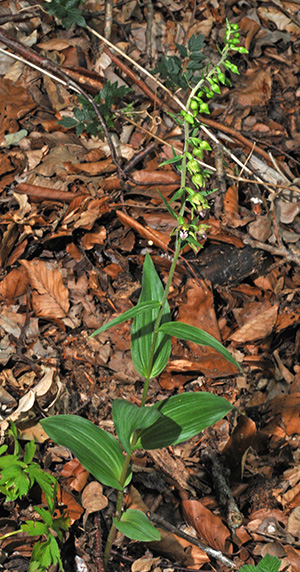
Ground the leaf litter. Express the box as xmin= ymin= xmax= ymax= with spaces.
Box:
xmin=1 ymin=0 xmax=300 ymax=570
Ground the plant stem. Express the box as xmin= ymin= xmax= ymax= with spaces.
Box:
xmin=103 ymin=452 xmax=131 ymax=570
xmin=140 ymin=233 xmax=182 ymax=406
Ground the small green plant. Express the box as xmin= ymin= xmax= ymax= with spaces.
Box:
xmin=39 ymin=16 xmax=247 ymax=571
xmin=45 ymin=0 xmax=86 ymax=29
xmin=238 ymin=554 xmax=281 ymax=572
xmin=152 ymin=33 xmax=207 ymax=90
xmin=0 ymin=423 xmax=69 ymax=572
xmin=58 ymin=82 xmax=131 ymax=136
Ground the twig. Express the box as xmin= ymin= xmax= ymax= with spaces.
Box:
xmin=104 ymin=0 xmax=113 ymax=40
xmin=94 ymin=513 xmax=105 ymax=572
xmin=103 ymin=46 xmax=164 ymax=107
xmin=222 ymin=225 xmax=300 ymax=267
xmin=201 ymin=448 xmax=243 ymax=532
xmin=145 ymin=0 xmax=154 ymax=65
xmin=147 ymin=511 xmax=236 ymax=569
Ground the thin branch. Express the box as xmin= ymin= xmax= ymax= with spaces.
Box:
xmin=148 ymin=511 xmax=237 ymax=569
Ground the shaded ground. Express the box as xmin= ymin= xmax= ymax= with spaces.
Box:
xmin=1 ymin=0 xmax=300 ymax=570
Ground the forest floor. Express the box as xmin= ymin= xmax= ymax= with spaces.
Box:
xmin=1 ymin=0 xmax=300 ymax=571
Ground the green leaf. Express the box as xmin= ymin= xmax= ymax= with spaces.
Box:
xmin=156 ymin=188 xmax=177 ymax=220
xmin=112 ymin=399 xmax=162 ymax=454
xmin=89 ymin=300 xmax=161 ymax=337
xmin=24 ymin=440 xmax=36 ymax=464
xmin=159 ymin=154 xmax=183 ymax=167
xmin=158 ymin=322 xmax=242 ymax=371
xmin=113 ymin=509 xmax=161 ymax=542
xmin=238 ymin=554 xmax=281 ymax=572
xmin=41 ymin=416 xmax=128 ymax=491
xmin=186 ymin=60 xmax=205 ymax=71
xmin=131 ymin=253 xmax=171 ymax=378
xmin=22 ymin=520 xmax=49 ymax=537
xmin=188 ymin=34 xmax=205 ymax=53
xmin=57 ymin=116 xmax=78 ymax=129
xmin=135 ymin=392 xmax=234 ymax=450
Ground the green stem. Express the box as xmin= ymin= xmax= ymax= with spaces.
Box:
xmin=140 ymin=233 xmax=182 ymax=406
xmin=103 ymin=453 xmax=131 ymax=570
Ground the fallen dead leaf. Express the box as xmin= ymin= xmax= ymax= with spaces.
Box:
xmin=20 ymin=260 xmax=69 ymax=319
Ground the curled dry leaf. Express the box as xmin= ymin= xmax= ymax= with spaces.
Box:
xmin=0 ymin=267 xmax=28 ymax=302
xmin=81 ymin=481 xmax=108 ymax=512
xmin=20 ymin=260 xmax=69 ymax=319
xmin=230 ymin=301 xmax=279 ymax=343
xmin=182 ymin=499 xmax=232 ymax=554
xmin=222 ymin=415 xmax=257 ymax=479
xmin=61 ymin=458 xmax=89 ymax=492
xmin=131 ymin=556 xmax=161 ymax=572
xmin=0 ymin=368 xmax=58 ymax=436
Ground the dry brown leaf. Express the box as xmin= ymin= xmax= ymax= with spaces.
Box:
xmin=0 ymin=267 xmax=28 ymax=301
xmin=230 ymin=301 xmax=278 ymax=343
xmin=182 ymin=499 xmax=232 ymax=553
xmin=131 ymin=170 xmax=180 ymax=185
xmin=233 ymin=68 xmax=272 ymax=108
xmin=248 ymin=215 xmax=272 ymax=242
xmin=64 ymin=159 xmax=115 ymax=176
xmin=81 ymin=481 xmax=108 ymax=512
xmin=222 ymin=415 xmax=257 ymax=478
xmin=131 ymin=557 xmax=161 ymax=572
xmin=287 ymin=507 xmax=300 ymax=538
xmin=81 ymin=226 xmax=106 ymax=249
xmin=20 ymin=260 xmax=69 ymax=319
xmin=175 ymin=278 xmax=238 ymax=376
xmin=61 ymin=458 xmax=89 ymax=492
xmin=284 ymin=546 xmax=300 ymax=572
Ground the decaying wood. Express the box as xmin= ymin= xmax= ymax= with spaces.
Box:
xmin=189 ymin=243 xmax=272 ymax=287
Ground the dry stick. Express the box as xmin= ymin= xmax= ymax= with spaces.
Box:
xmin=147 ymin=511 xmax=236 ymax=569
xmin=222 ymin=225 xmax=300 ymax=266
xmin=94 ymin=513 xmax=105 ymax=572
xmin=202 ymin=448 xmax=243 ymax=532
xmin=103 ymin=46 xmax=164 ymax=107
xmin=104 ymin=0 xmax=113 ymax=40
xmin=145 ymin=0 xmax=154 ymax=65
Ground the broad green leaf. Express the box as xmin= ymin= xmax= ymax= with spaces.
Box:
xmin=89 ymin=300 xmax=161 ymax=337
xmin=158 ymin=322 xmax=242 ymax=371
xmin=22 ymin=521 xmax=48 ymax=537
xmin=131 ymin=253 xmax=171 ymax=378
xmin=113 ymin=509 xmax=161 ymax=542
xmin=135 ymin=392 xmax=234 ymax=450
xmin=41 ymin=416 xmax=128 ymax=491
xmin=112 ymin=399 xmax=162 ymax=454
xmin=24 ymin=440 xmax=36 ymax=464
xmin=238 ymin=554 xmax=281 ymax=572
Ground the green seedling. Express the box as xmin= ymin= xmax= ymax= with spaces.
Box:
xmin=238 ymin=554 xmax=281 ymax=572
xmin=0 ymin=422 xmax=69 ymax=572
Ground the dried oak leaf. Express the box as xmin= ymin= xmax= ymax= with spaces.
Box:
xmin=0 ymin=267 xmax=29 ymax=301
xmin=182 ymin=499 xmax=232 ymax=554
xmin=20 ymin=260 xmax=69 ymax=319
